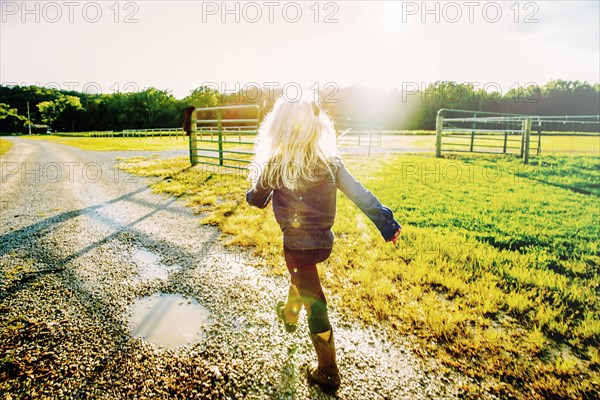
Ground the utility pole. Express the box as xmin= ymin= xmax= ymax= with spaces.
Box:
xmin=27 ymin=101 xmax=32 ymax=135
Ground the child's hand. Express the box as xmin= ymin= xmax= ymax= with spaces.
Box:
xmin=388 ymin=228 xmax=401 ymax=245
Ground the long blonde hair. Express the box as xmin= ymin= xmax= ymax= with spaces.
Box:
xmin=251 ymin=96 xmax=339 ymax=191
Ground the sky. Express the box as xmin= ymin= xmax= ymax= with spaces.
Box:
xmin=1 ymin=0 xmax=599 ymax=99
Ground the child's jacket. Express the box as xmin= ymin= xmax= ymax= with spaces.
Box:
xmin=246 ymin=158 xmax=401 ymax=250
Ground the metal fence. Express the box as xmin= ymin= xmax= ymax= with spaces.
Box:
xmin=187 ymin=105 xmax=260 ymax=170
xmin=55 ymin=131 xmax=115 ymax=137
xmin=435 ymin=109 xmax=600 ymax=163
xmin=335 ymin=117 xmax=382 ymax=157
xmin=53 ymin=129 xmax=185 ymax=138
xmin=122 ymin=128 xmax=185 ymax=138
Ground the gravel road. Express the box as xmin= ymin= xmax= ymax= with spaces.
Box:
xmin=1 ymin=137 xmax=473 ymax=399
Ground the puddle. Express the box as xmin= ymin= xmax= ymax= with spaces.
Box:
xmin=131 ymin=249 xmax=180 ymax=283
xmin=126 ymin=293 xmax=210 ymax=349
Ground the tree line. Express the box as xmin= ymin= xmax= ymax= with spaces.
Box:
xmin=0 ymin=80 xmax=598 ymax=133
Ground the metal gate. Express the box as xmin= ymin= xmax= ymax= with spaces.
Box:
xmin=435 ymin=109 xmax=599 ymax=164
xmin=335 ymin=117 xmax=382 ymax=157
xmin=187 ymin=105 xmax=260 ymax=169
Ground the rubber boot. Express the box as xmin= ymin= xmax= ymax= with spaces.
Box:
xmin=307 ymin=329 xmax=341 ymax=391
xmin=276 ymin=284 xmax=301 ymax=333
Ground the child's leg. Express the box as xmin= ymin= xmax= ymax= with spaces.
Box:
xmin=284 ymin=247 xmax=340 ymax=390
xmin=283 ymin=248 xmax=332 ymax=335
xmin=277 ymin=250 xmax=304 ymax=331
xmin=281 ymin=282 xmax=301 ymax=325
xmin=297 ymin=262 xmax=330 ymax=335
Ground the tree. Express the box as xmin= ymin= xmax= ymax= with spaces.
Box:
xmin=183 ymin=86 xmax=221 ymax=108
xmin=0 ymin=103 xmax=28 ymax=133
xmin=37 ymin=95 xmax=84 ymax=131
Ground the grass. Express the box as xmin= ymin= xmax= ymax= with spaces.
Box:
xmin=120 ymin=151 xmax=599 ymax=399
xmin=0 ymin=138 xmax=13 ymax=155
xmin=537 ymin=135 xmax=600 ymax=155
xmin=22 ymin=134 xmax=189 ymax=151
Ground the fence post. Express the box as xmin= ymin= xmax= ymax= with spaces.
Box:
xmin=523 ymin=118 xmax=532 ymax=164
xmin=189 ymin=110 xmax=198 ymax=166
xmin=435 ymin=110 xmax=444 ymax=158
xmin=217 ymin=109 xmax=223 ymax=166
xmin=470 ymin=113 xmax=476 ymax=152
xmin=536 ymin=122 xmax=542 ymax=156
xmin=503 ymin=122 xmax=508 ymax=153
xmin=520 ymin=120 xmax=525 ymax=158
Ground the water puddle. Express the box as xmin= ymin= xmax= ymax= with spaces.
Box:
xmin=131 ymin=249 xmax=180 ymax=283
xmin=126 ymin=293 xmax=210 ymax=349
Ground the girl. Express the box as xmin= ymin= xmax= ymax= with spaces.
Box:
xmin=246 ymin=97 xmax=401 ymax=391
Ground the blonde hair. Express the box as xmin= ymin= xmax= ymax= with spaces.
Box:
xmin=252 ymin=96 xmax=339 ymax=191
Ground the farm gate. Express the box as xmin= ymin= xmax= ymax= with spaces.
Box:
xmin=435 ymin=109 xmax=599 ymax=163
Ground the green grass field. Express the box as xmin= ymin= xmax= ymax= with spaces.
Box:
xmin=0 ymin=138 xmax=13 ymax=155
xmin=23 ymin=134 xmax=189 ymax=151
xmin=120 ymin=152 xmax=599 ymax=399
xmin=537 ymin=135 xmax=600 ymax=154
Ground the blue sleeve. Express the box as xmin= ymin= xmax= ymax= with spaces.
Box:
xmin=246 ymin=178 xmax=273 ymax=209
xmin=336 ymin=160 xmax=401 ymax=241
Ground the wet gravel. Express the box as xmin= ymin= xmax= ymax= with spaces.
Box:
xmin=1 ymin=137 xmax=480 ymax=399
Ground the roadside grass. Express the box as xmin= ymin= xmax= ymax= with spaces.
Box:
xmin=120 ymin=152 xmax=599 ymax=399
xmin=0 ymin=138 xmax=13 ymax=155
xmin=22 ymin=135 xmax=190 ymax=151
